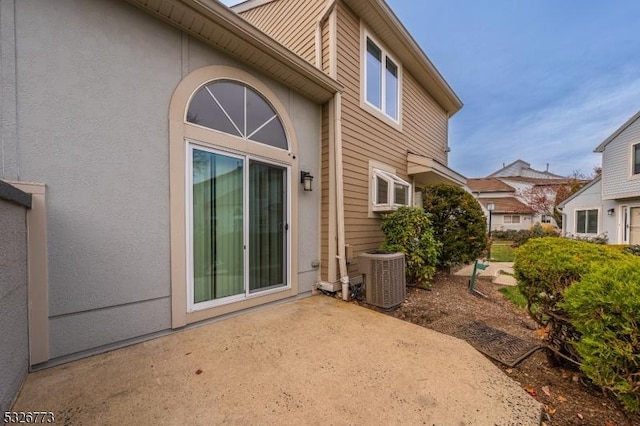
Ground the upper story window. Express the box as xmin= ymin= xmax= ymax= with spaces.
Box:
xmin=633 ymin=143 xmax=640 ymax=175
xmin=372 ymin=168 xmax=410 ymax=212
xmin=364 ymin=34 xmax=400 ymax=122
xmin=187 ymin=80 xmax=287 ymax=150
xmin=576 ymin=209 xmax=598 ymax=234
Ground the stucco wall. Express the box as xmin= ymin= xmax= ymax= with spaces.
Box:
xmin=0 ymin=196 xmax=29 ymax=413
xmin=10 ymin=0 xmax=321 ymax=361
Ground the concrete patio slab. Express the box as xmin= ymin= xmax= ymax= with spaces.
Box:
xmin=13 ymin=296 xmax=540 ymax=425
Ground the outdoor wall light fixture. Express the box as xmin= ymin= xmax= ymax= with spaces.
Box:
xmin=301 ymin=171 xmax=314 ymax=191
xmin=608 ymin=208 xmax=615 ymax=216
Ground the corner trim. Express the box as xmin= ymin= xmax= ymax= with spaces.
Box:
xmin=6 ymin=181 xmax=49 ymax=365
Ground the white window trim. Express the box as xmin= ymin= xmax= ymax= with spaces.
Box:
xmin=186 ymin=141 xmax=292 ymax=313
xmin=360 ymin=24 xmax=403 ymax=130
xmin=631 ymin=142 xmax=640 ymax=178
xmin=169 ymin=65 xmax=300 ymax=328
xmin=574 ymin=207 xmax=600 ymax=235
xmin=368 ymin=161 xmax=411 ymax=215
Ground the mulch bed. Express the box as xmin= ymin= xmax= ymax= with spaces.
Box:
xmin=354 ymin=272 xmax=639 ymax=426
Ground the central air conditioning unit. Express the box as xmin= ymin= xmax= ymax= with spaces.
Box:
xmin=358 ymin=251 xmax=406 ymax=310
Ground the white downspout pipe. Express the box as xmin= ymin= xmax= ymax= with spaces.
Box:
xmin=317 ymin=0 xmax=348 ymax=299
xmin=334 ymin=92 xmax=350 ymax=300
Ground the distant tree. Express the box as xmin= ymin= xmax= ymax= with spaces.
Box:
xmin=422 ymin=184 xmax=487 ymax=268
xmin=592 ymin=165 xmax=602 ymax=176
xmin=519 ymin=170 xmax=589 ymax=228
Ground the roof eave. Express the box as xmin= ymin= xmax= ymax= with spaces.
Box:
xmin=556 ymin=175 xmax=602 ymax=209
xmin=124 ymin=0 xmax=342 ymax=103
xmin=594 ymin=110 xmax=640 ymax=153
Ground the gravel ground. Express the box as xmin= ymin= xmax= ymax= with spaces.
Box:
xmin=356 ymin=272 xmax=639 ymax=426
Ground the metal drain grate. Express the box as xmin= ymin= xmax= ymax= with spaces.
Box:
xmin=428 ymin=316 xmax=540 ymax=367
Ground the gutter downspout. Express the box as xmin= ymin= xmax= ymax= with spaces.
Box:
xmin=317 ymin=0 xmax=348 ymax=299
xmin=334 ymin=92 xmax=350 ymax=300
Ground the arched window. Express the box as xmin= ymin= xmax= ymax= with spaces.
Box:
xmin=187 ymin=80 xmax=288 ymax=150
xmin=169 ymin=67 xmax=299 ymax=326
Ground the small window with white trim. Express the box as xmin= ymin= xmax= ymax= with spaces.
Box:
xmin=633 ymin=143 xmax=640 ymax=175
xmin=576 ymin=209 xmax=598 ymax=234
xmin=503 ymin=215 xmax=521 ymax=224
xmin=372 ymin=169 xmax=410 ymax=212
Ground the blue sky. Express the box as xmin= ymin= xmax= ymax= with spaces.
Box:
xmin=223 ymin=1 xmax=640 ymax=177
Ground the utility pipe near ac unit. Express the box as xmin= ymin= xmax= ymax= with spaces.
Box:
xmin=334 ymin=92 xmax=350 ymax=300
xmin=315 ymin=0 xmax=349 ymax=300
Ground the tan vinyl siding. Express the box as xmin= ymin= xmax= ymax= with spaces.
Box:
xmin=321 ymin=19 xmax=331 ymax=74
xmin=239 ymin=0 xmax=325 ymax=65
xmin=336 ymin=4 xmax=449 ymax=273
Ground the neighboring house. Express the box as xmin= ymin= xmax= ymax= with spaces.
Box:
xmin=233 ymin=0 xmax=465 ymax=285
xmin=559 ymin=111 xmax=640 ymax=244
xmin=469 ymin=160 xmax=574 ymax=230
xmin=489 ymin=159 xmax=563 ymax=180
xmin=0 ymin=0 xmax=461 ymax=378
xmin=467 ymin=178 xmax=534 ymax=231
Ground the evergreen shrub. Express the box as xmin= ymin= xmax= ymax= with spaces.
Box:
xmin=561 ymin=259 xmax=640 ymax=413
xmin=380 ymin=206 xmax=440 ymax=287
xmin=514 ymin=238 xmax=631 ymax=363
xmin=422 ymin=184 xmax=487 ymax=267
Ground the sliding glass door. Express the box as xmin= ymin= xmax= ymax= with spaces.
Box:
xmin=189 ymin=144 xmax=288 ymax=310
xmin=249 ymin=161 xmax=286 ymax=292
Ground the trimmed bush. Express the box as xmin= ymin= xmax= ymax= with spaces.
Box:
xmin=561 ymin=258 xmax=640 ymax=413
xmin=492 ymin=225 xmax=559 ymax=247
xmin=514 ymin=238 xmax=632 ymax=363
xmin=422 ymin=184 xmax=487 ymax=268
xmin=624 ymin=244 xmax=640 ymax=256
xmin=380 ymin=206 xmax=440 ymax=287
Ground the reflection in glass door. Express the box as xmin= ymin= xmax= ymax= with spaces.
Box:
xmin=630 ymin=207 xmax=640 ymax=245
xmin=249 ymin=161 xmax=286 ymax=292
xmin=189 ymin=145 xmax=288 ymax=309
xmin=192 ymin=148 xmax=244 ymax=303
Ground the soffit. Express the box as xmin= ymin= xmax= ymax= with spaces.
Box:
xmin=594 ymin=110 xmax=640 ymax=152
xmin=343 ymin=0 xmax=462 ymax=115
xmin=124 ymin=0 xmax=342 ymax=103
xmin=407 ymin=153 xmax=466 ymax=187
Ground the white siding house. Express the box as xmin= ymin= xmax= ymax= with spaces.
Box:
xmin=559 ymin=111 xmax=640 ymax=244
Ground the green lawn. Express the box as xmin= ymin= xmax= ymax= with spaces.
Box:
xmin=498 ymin=285 xmax=527 ymax=309
xmin=490 ymin=240 xmax=516 ymax=262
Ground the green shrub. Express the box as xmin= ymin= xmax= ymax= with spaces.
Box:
xmin=567 ymin=233 xmax=610 ymax=245
xmin=561 ymin=258 xmax=640 ymax=413
xmin=514 ymin=238 xmax=632 ymax=363
xmin=512 ymin=230 xmax=534 ymax=247
xmin=421 ymin=184 xmax=487 ymax=267
xmin=492 ymin=229 xmax=519 ymax=241
xmin=624 ymin=244 xmax=640 ymax=256
xmin=493 ymin=226 xmax=559 ymax=247
xmin=380 ymin=206 xmax=440 ymax=287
